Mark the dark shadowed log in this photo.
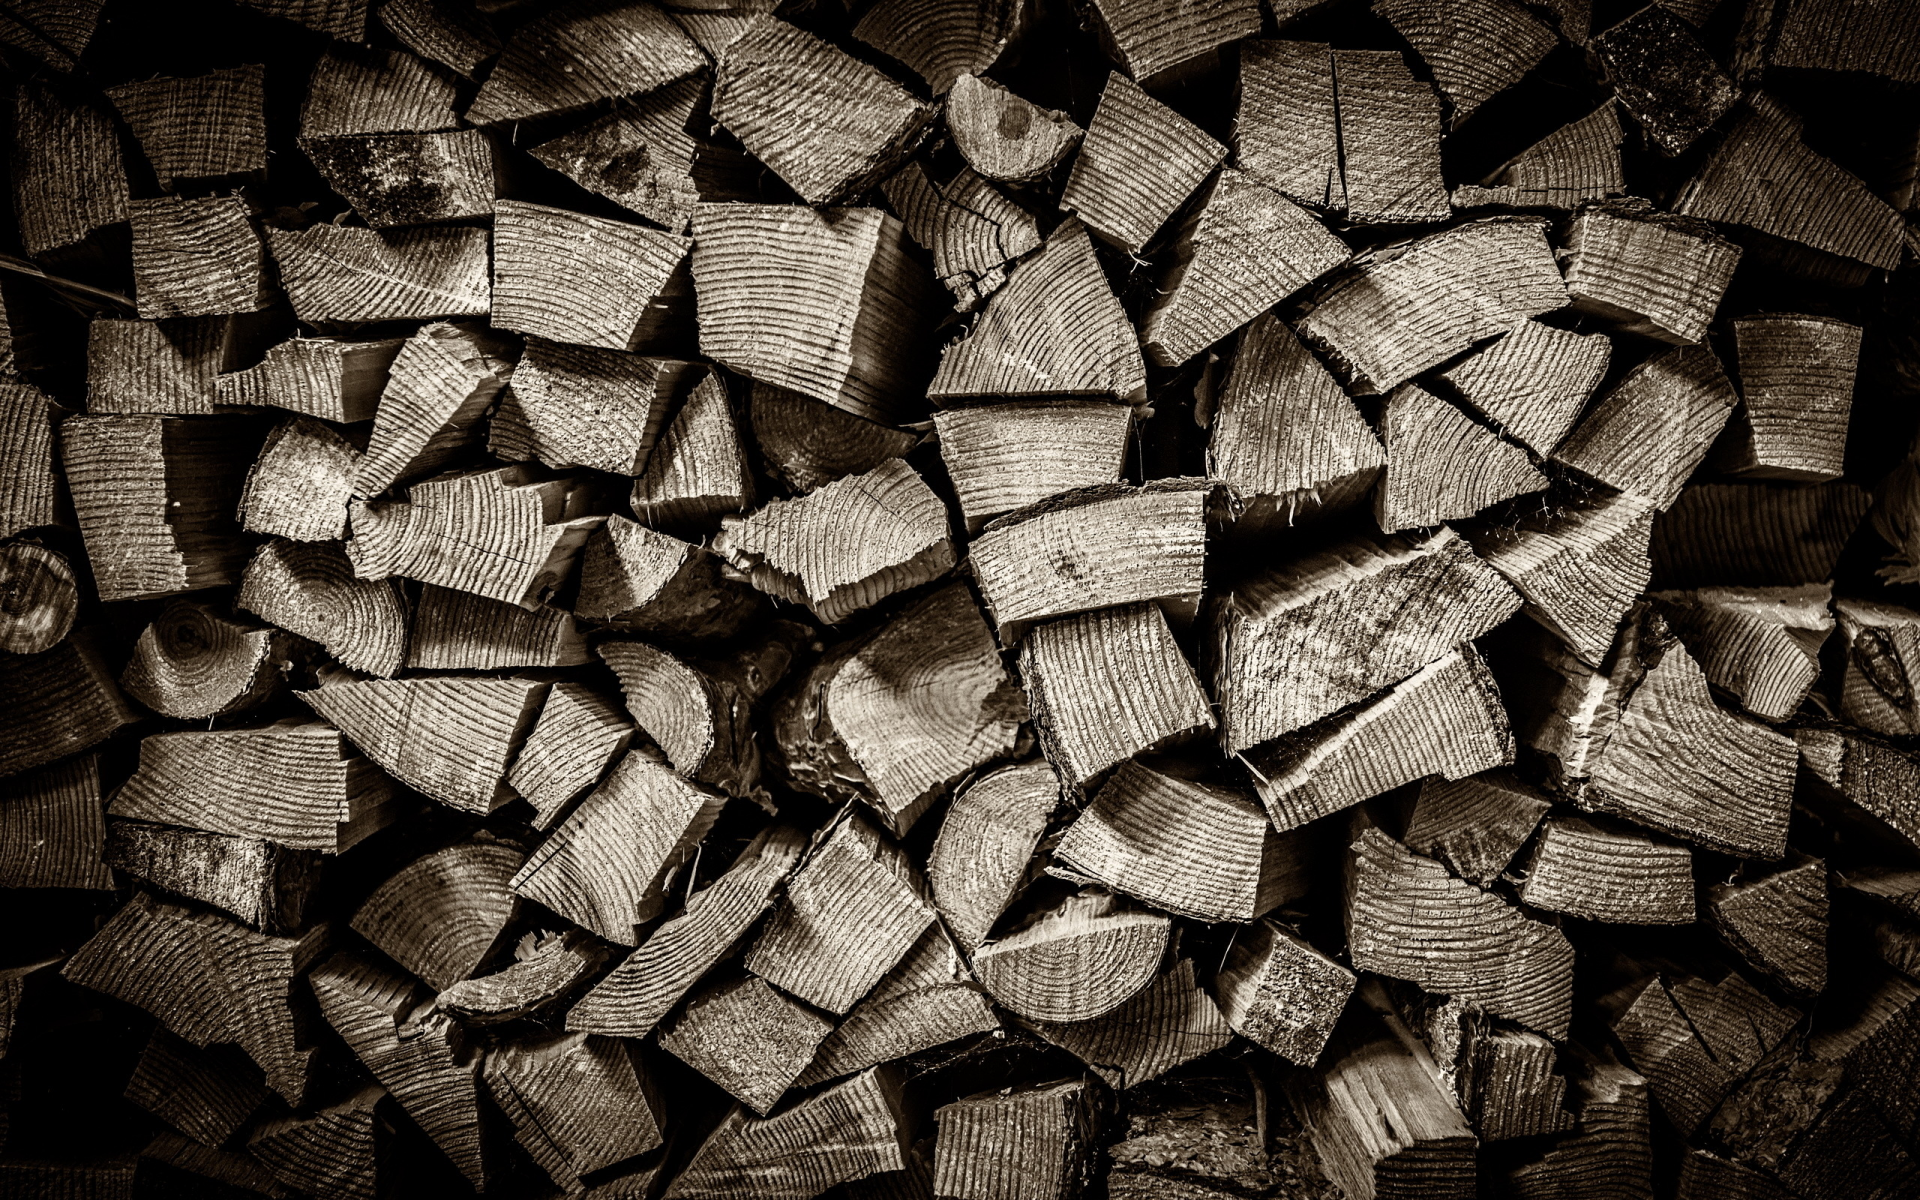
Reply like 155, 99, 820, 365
1560, 200, 1741, 344
215, 336, 402, 423
1589, 5, 1735, 155
352, 839, 523, 990
0, 633, 136, 778
1373, 0, 1558, 126
1454, 103, 1625, 209
0, 752, 111, 889
665, 1066, 911, 1200
106, 65, 267, 190
107, 821, 319, 934
1403, 770, 1551, 887
933, 1079, 1108, 1200
0, 542, 78, 655
124, 1029, 271, 1149
483, 1032, 663, 1192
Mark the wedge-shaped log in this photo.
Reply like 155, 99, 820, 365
215, 336, 402, 423
664, 1066, 910, 1200
0, 543, 75, 655
1374, 0, 1557, 126
12, 81, 128, 257
934, 1079, 1107, 1200
63, 413, 257, 602
1054, 761, 1305, 922
507, 683, 632, 828
1707, 852, 1827, 996
299, 44, 456, 136
524, 75, 733, 235
569, 825, 808, 1037
239, 416, 358, 543
1464, 490, 1656, 666
1296, 217, 1566, 394
747, 814, 936, 1014
493, 200, 690, 352
1214, 919, 1355, 1066
971, 891, 1169, 1024
354, 322, 513, 497
239, 540, 409, 677
122, 601, 288, 720
1453, 103, 1625, 211
1434, 320, 1609, 457
1797, 727, 1920, 853
1658, 479, 1866, 587
946, 73, 1081, 183
1020, 602, 1215, 785
310, 952, 483, 1187
575, 516, 759, 642
1519, 815, 1694, 924
87, 316, 255, 416
110, 723, 396, 852
712, 456, 951, 624
1234, 40, 1341, 210
631, 369, 755, 533
773, 581, 1022, 833
465, 0, 704, 126
0, 382, 58, 535
267, 225, 490, 323
129, 196, 271, 320
927, 761, 1059, 950
1399, 993, 1572, 1143
796, 923, 997, 1086
1375, 384, 1546, 531
1834, 599, 1920, 737
1502, 1050, 1651, 1199
1589, 5, 1735, 155
1608, 976, 1738, 1138
352, 840, 522, 991
1560, 199, 1741, 344
0, 634, 134, 778
928, 218, 1146, 402
1334, 48, 1451, 224
484, 1032, 662, 1193
1085, 0, 1258, 77
63, 892, 328, 1103
1651, 585, 1831, 720
882, 163, 1041, 312
1216, 527, 1520, 752
1554, 343, 1738, 509
302, 130, 494, 228
436, 929, 606, 1025
660, 975, 833, 1115
106, 821, 318, 935
1141, 168, 1348, 367
1403, 770, 1550, 888
1288, 1022, 1478, 1200
1060, 71, 1225, 255
349, 467, 602, 608
106, 65, 266, 189
505, 340, 694, 475
1209, 313, 1383, 529
1713, 314, 1861, 481
1043, 979, 1226, 1102
935, 402, 1131, 531
691, 204, 940, 423
750, 383, 919, 496
599, 640, 761, 798
0, 753, 111, 889
1514, 609, 1797, 857
713, 16, 935, 205
970, 480, 1207, 641
854, 0, 1025, 93
303, 676, 548, 814
1348, 824, 1572, 1037
1247, 647, 1513, 833
125, 1029, 271, 1150
249, 1085, 382, 1200
512, 752, 722, 945
408, 586, 584, 671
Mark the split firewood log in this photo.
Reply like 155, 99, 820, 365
299, 44, 457, 136
0, 753, 111, 889
86, 317, 257, 416
1588, 4, 1736, 155
1797, 727, 1920, 854
1453, 102, 1624, 210
0, 632, 136, 778
1656, 480, 1867, 587
1394, 989, 1573, 1143
238, 540, 409, 677
351, 839, 523, 990
1711, 315, 1862, 481
1060, 71, 1226, 256
1234, 40, 1341, 210
105, 65, 267, 190
631, 369, 756, 533
1706, 852, 1827, 996
1082, 0, 1259, 78
933, 1079, 1108, 1200
407, 586, 585, 671
266, 224, 491, 324
1374, 0, 1558, 127
970, 890, 1170, 1024
935, 401, 1131, 531
1501, 1049, 1652, 1197
927, 760, 1060, 950
128, 196, 272, 321
1432, 320, 1610, 457
0, 383, 58, 537
248, 1085, 383, 1200
482, 1032, 663, 1193
1650, 585, 1832, 720
598, 639, 762, 798
664, 1066, 911, 1200
506, 683, 633, 828
238, 0, 369, 38
121, 600, 289, 719
214, 336, 403, 422
464, 1, 705, 127
749, 384, 919, 496
796, 922, 997, 1087
11, 80, 128, 257
882, 163, 1041, 312
1553, 344, 1739, 510
0, 542, 78, 654
659, 974, 834, 1115
238, 415, 359, 543
1403, 769, 1551, 888
1333, 48, 1450, 224
106, 821, 319, 935
1560, 199, 1742, 344
1213, 919, 1355, 1066
575, 516, 760, 642
492, 200, 692, 353
1517, 814, 1695, 925
944, 73, 1081, 183
1028, 955, 1235, 1087
124, 1029, 271, 1149
352, 321, 514, 497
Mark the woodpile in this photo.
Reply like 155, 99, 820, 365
3, 0, 1920, 1197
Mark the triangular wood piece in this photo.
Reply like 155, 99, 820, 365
507, 683, 634, 829
1433, 320, 1610, 456
484, 1032, 664, 1193
351, 839, 523, 991
238, 540, 410, 677
796, 923, 998, 1087
267, 224, 491, 324
249, 1085, 383, 1200
465, 2, 704, 126
1454, 103, 1625, 210
1373, 0, 1557, 126
945, 73, 1080, 183
1375, 383, 1547, 532
302, 676, 548, 814
1214, 919, 1355, 1066
1554, 343, 1738, 510
926, 761, 1060, 950
664, 1066, 911, 1200
1706, 852, 1828, 995
1651, 584, 1832, 720
659, 975, 833, 1115
1060, 71, 1225, 255
1404, 769, 1551, 887
632, 369, 755, 534
882, 163, 1041, 312
1030, 956, 1235, 1089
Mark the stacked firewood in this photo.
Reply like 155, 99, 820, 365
1, 0, 1919, 1196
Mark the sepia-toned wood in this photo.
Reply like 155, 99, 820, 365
300, 45, 457, 137
499, 339, 692, 475
1464, 490, 1657, 666
1454, 102, 1625, 210
928, 217, 1146, 403
11, 79, 128, 257
1208, 312, 1384, 529
302, 129, 495, 228
466, 0, 705, 126
945, 73, 1081, 183
87, 316, 252, 416
1433, 320, 1610, 456
1053, 760, 1304, 922
575, 516, 759, 642
1403, 770, 1550, 888
506, 684, 632, 828
106, 65, 267, 189
882, 163, 1040, 313
267, 224, 491, 324
437, 929, 606, 1024
1246, 647, 1513, 833
349, 466, 603, 608
797, 921, 997, 1086
249, 1085, 382, 1200
1019, 602, 1216, 786
0, 542, 77, 654
933, 1079, 1107, 1200
750, 384, 919, 496
1334, 48, 1450, 224
1608, 975, 1738, 1138
63, 891, 328, 1103
1503, 1050, 1651, 1198
239, 539, 408, 676
408, 585, 585, 670
1346, 821, 1574, 1037
665, 1066, 911, 1200
1141, 168, 1348, 367
935, 402, 1129, 532
0, 753, 111, 889
972, 891, 1170, 1024
106, 820, 318, 934
1834, 599, 1920, 736
1554, 343, 1739, 510
527, 77, 708, 233
238, 415, 357, 542
1651, 584, 1832, 720
1373, 0, 1557, 126
513, 751, 723, 944
1706, 852, 1827, 995
1289, 1022, 1478, 1200
129, 196, 271, 321
1060, 71, 1225, 255
1375, 384, 1547, 532
969, 480, 1208, 641
660, 974, 833, 1114
691, 203, 940, 423
1589, 4, 1735, 155
216, 336, 403, 423
493, 200, 690, 353
122, 600, 288, 720
1797, 726, 1920, 852
1661, 480, 1866, 587
1083, 0, 1259, 78
713, 456, 951, 624
1519, 815, 1695, 924
0, 383, 59, 536
355, 322, 514, 498
0, 633, 135, 778
926, 761, 1058, 949
110, 721, 396, 851
631, 370, 755, 532
1296, 217, 1567, 395
238, 0, 370, 38
1713, 314, 1862, 481
1214, 919, 1355, 1066
569, 824, 808, 1037
1560, 199, 1742, 344
125, 1028, 271, 1149
1235, 40, 1341, 210
303, 675, 547, 814
1516, 608, 1798, 857
483, 1032, 662, 1192
310, 951, 484, 1186
351, 839, 521, 991
1397, 991, 1571, 1143
598, 639, 759, 797
0, 0, 103, 72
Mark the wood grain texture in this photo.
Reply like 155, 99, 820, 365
882, 163, 1041, 312
303, 675, 547, 814
1554, 343, 1739, 509
493, 200, 691, 352
927, 760, 1059, 949
1375, 383, 1546, 531
1214, 919, 1355, 1066
109, 722, 395, 851
660, 974, 833, 1114
122, 600, 288, 720
129, 196, 271, 321
1018, 602, 1215, 785
106, 65, 266, 189
351, 839, 521, 990
599, 638, 760, 797
1235, 40, 1341, 210
106, 820, 318, 934
1797, 726, 1920, 853
11, 80, 128, 256
664, 1066, 910, 1200
1247, 647, 1513, 832
239, 415, 358, 542
1060, 71, 1225, 255
1519, 814, 1694, 924
528, 77, 707, 232
267, 224, 491, 324
854, 0, 1023, 92
125, 1029, 270, 1149
436, 929, 606, 1025
1502, 1051, 1650, 1198
1560, 199, 1741, 344
749, 383, 919, 495
1651, 584, 1831, 720
506, 683, 633, 828
0, 543, 76, 656
1084, 0, 1259, 78
0, 753, 110, 889
1454, 102, 1624, 210
0, 634, 135, 778
300, 45, 457, 136
1660, 480, 1866, 587
1333, 48, 1450, 224
0, 382, 58, 536
1464, 490, 1655, 666
575, 515, 760, 641
239, 539, 409, 676
465, 0, 705, 126
502, 339, 692, 475
408, 585, 585, 671
1706, 852, 1827, 995
1433, 320, 1610, 456
1290, 1024, 1477, 1200
972, 891, 1169, 1024
215, 336, 402, 423
1834, 598, 1920, 736
935, 401, 1131, 530
631, 369, 755, 534
933, 1078, 1107, 1200
1713, 314, 1861, 481
1374, 0, 1558, 126
1771, 0, 1920, 77
483, 1032, 662, 1192
238, 0, 369, 37
249, 1085, 381, 1200
302, 130, 495, 228
945, 73, 1081, 183
796, 922, 997, 1086
1403, 770, 1550, 887
89, 316, 252, 416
